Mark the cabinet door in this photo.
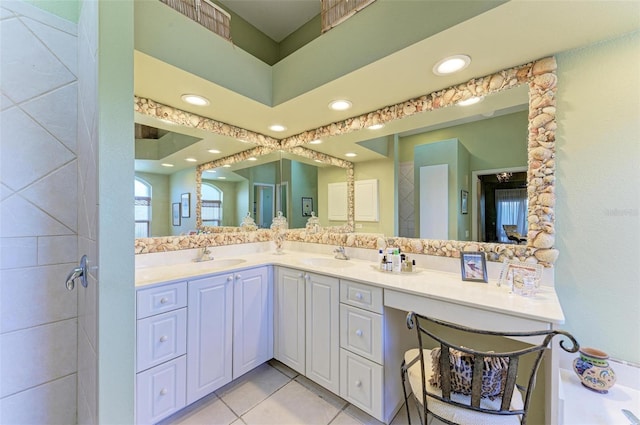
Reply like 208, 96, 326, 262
233, 266, 273, 378
274, 267, 306, 374
187, 274, 233, 404
306, 272, 340, 393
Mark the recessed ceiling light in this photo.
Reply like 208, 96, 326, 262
314, 159, 322, 163
185, 158, 197, 162
329, 100, 352, 111
248, 157, 257, 161
269, 124, 286, 132
368, 124, 385, 130
223, 164, 231, 168
433, 54, 471, 76
161, 163, 174, 167
181, 94, 210, 106
309, 139, 322, 145
457, 96, 484, 106
218, 176, 227, 180
345, 152, 357, 157
208, 149, 221, 154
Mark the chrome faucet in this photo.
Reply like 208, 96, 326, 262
194, 246, 213, 262
333, 246, 349, 260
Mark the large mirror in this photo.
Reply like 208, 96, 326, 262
134, 56, 558, 264
135, 84, 528, 241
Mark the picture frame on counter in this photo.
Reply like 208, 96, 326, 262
498, 260, 543, 287
460, 251, 488, 282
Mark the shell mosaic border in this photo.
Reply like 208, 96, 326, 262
134, 56, 558, 266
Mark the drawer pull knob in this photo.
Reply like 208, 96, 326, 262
227, 276, 233, 282
160, 297, 169, 304
160, 388, 168, 396
355, 380, 362, 387
355, 292, 363, 300
236, 274, 242, 280
355, 329, 363, 337
160, 335, 168, 342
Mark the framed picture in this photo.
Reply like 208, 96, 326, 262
460, 251, 488, 282
181, 193, 190, 218
498, 260, 543, 287
172, 203, 181, 226
302, 197, 313, 217
461, 190, 468, 214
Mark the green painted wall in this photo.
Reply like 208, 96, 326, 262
556, 31, 640, 364
354, 157, 394, 236
290, 161, 318, 229
27, 0, 79, 22
136, 172, 170, 237
170, 167, 197, 235
202, 178, 240, 226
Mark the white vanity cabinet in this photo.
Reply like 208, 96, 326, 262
274, 267, 340, 394
339, 280, 409, 424
186, 266, 272, 404
135, 281, 188, 425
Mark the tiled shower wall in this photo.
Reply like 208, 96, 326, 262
0, 1, 82, 423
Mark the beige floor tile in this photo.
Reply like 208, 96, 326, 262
293, 375, 348, 411
217, 363, 292, 416
341, 405, 383, 425
267, 359, 299, 379
160, 393, 237, 425
329, 410, 366, 425
242, 380, 341, 425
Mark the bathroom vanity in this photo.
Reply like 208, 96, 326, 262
134, 244, 566, 424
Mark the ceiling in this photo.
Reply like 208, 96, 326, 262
218, 0, 319, 42
134, 1, 640, 175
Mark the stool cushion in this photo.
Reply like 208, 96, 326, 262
428, 347, 510, 399
404, 348, 523, 425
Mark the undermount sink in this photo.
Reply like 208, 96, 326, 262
299, 257, 355, 268
192, 258, 247, 269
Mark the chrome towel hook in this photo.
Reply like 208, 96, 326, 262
65, 255, 88, 290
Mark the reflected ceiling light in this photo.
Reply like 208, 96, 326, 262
181, 94, 210, 106
218, 176, 227, 180
248, 157, 257, 161
309, 139, 322, 145
329, 100, 352, 111
161, 163, 174, 167
433, 54, 471, 76
457, 96, 484, 106
208, 149, 221, 154
367, 124, 385, 130
345, 152, 357, 157
223, 164, 231, 168
205, 170, 217, 173
269, 124, 287, 132
314, 159, 322, 163
185, 158, 197, 162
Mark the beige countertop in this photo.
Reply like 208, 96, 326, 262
135, 248, 565, 326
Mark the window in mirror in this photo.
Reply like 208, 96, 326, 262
495, 188, 528, 244
135, 177, 152, 238
202, 183, 222, 226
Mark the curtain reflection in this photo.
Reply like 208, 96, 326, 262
495, 188, 528, 243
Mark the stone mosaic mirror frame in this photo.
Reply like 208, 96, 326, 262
134, 56, 558, 266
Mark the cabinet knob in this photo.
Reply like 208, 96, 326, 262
235, 274, 241, 280
355, 292, 363, 300
355, 329, 363, 337
160, 335, 168, 343
355, 380, 362, 388
160, 297, 169, 304
298, 273, 304, 278
227, 276, 233, 282
160, 388, 168, 396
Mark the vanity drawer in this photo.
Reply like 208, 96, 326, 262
340, 304, 382, 364
340, 349, 382, 419
137, 281, 187, 319
137, 308, 187, 372
340, 280, 382, 313
136, 355, 186, 425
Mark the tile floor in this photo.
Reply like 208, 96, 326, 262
159, 360, 422, 425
